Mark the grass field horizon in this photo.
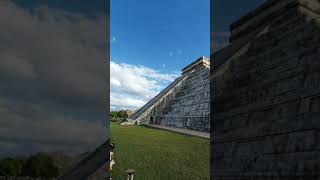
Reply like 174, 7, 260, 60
110, 122, 210, 180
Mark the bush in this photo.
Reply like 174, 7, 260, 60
20, 153, 59, 178
109, 110, 129, 119
0, 158, 25, 176
110, 118, 120, 122
120, 118, 127, 123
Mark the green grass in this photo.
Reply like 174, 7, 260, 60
110, 122, 210, 180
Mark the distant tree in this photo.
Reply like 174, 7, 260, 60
110, 110, 129, 119
21, 153, 59, 178
0, 158, 25, 176
110, 111, 118, 119
118, 110, 128, 118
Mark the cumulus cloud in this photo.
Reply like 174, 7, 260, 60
110, 61, 179, 111
0, 98, 106, 157
0, 1, 107, 157
0, 53, 37, 79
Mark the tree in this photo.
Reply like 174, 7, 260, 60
110, 111, 118, 119
21, 153, 59, 178
118, 110, 128, 118
0, 158, 25, 176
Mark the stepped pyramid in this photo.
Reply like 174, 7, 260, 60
129, 56, 210, 132
211, 0, 320, 179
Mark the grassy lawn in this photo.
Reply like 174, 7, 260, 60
110, 122, 210, 180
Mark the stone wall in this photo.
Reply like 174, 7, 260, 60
129, 75, 189, 124
211, 0, 320, 179
59, 140, 109, 180
130, 57, 210, 132
154, 61, 210, 131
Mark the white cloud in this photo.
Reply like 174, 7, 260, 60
110, 93, 145, 111
168, 49, 183, 57
111, 36, 117, 43
110, 61, 179, 111
0, 98, 107, 157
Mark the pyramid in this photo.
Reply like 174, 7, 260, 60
211, 0, 320, 178
130, 56, 210, 132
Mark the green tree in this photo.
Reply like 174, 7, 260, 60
21, 153, 59, 178
0, 158, 25, 176
110, 111, 118, 118
118, 110, 128, 118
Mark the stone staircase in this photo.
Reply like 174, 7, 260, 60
154, 60, 210, 132
130, 56, 210, 132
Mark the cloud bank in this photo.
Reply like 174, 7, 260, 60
110, 61, 179, 111
0, 1, 107, 157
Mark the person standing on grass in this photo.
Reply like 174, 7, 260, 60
110, 143, 115, 172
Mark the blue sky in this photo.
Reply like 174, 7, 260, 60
212, 0, 265, 50
11, 0, 265, 112
0, 0, 270, 157
110, 0, 210, 111
10, 0, 266, 112
110, 0, 267, 111
213, 0, 265, 32
111, 0, 210, 72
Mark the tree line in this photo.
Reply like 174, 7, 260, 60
0, 153, 59, 178
110, 110, 129, 119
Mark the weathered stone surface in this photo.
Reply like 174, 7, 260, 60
59, 140, 109, 180
211, 0, 320, 179
129, 57, 210, 132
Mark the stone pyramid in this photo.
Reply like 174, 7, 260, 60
211, 0, 320, 179
129, 56, 210, 132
